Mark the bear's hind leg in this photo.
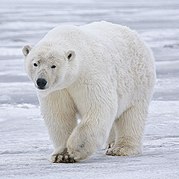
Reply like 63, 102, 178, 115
106, 122, 116, 149
106, 100, 148, 156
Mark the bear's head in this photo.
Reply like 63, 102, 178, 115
22, 43, 79, 95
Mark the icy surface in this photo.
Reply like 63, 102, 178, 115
0, 0, 179, 178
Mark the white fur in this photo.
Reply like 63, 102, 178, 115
23, 21, 156, 162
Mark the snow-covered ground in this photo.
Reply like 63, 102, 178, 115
0, 0, 179, 178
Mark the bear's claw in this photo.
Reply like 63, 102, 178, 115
106, 146, 140, 156
51, 148, 76, 163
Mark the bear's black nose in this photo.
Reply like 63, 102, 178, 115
36, 78, 47, 89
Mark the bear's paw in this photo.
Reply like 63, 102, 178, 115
106, 145, 141, 156
51, 148, 76, 163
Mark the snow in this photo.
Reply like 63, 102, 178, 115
0, 101, 179, 179
0, 0, 179, 178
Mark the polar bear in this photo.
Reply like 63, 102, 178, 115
22, 21, 156, 163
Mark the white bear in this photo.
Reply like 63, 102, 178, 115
22, 21, 156, 163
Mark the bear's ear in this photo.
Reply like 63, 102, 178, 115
65, 50, 75, 61
22, 45, 32, 57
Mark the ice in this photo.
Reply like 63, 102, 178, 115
0, 0, 179, 178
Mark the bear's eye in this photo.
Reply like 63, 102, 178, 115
51, 65, 56, 69
67, 53, 72, 60
33, 63, 38, 67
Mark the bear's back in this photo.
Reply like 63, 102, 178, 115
80, 21, 136, 43
41, 21, 135, 46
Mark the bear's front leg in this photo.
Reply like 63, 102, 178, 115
62, 82, 118, 162
66, 106, 115, 162
39, 90, 77, 163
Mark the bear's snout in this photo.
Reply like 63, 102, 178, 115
36, 78, 47, 89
